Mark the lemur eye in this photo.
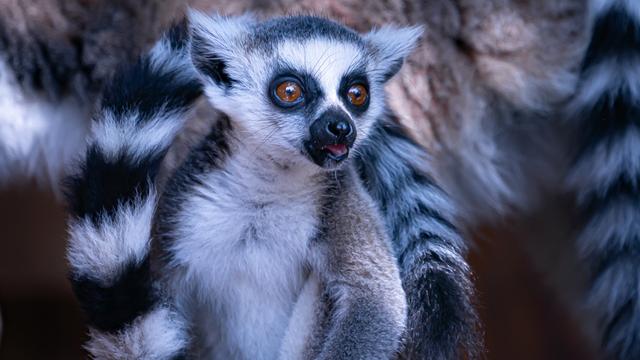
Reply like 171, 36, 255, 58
347, 84, 368, 107
275, 80, 303, 104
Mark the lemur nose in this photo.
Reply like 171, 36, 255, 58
327, 120, 352, 138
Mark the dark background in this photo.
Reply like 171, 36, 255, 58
0, 182, 598, 359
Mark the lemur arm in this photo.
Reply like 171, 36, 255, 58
355, 120, 481, 359
64, 24, 200, 360
309, 169, 407, 360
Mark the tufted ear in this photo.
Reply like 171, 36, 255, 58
188, 10, 254, 88
363, 25, 424, 82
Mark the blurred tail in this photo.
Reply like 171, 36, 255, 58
64, 21, 200, 359
567, 1, 640, 358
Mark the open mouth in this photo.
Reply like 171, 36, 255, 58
323, 143, 349, 161
303, 140, 352, 168
304, 111, 357, 168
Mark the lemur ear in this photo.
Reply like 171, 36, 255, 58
188, 10, 254, 87
363, 25, 424, 82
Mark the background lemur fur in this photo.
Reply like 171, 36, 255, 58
0, 0, 183, 191
65, 13, 424, 359
564, 0, 640, 358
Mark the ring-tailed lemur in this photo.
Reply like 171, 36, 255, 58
566, 0, 640, 358
65, 12, 429, 358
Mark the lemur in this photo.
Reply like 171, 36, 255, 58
65, 12, 430, 359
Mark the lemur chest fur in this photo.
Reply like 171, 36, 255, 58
167, 136, 324, 359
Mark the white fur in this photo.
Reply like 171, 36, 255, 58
67, 193, 156, 284
149, 34, 198, 82
188, 10, 255, 49
85, 306, 187, 360
363, 25, 424, 79
90, 29, 197, 164
168, 137, 322, 360
188, 10, 256, 91
0, 58, 90, 191
188, 11, 418, 166
278, 39, 362, 105
275, 38, 383, 139
568, 128, 640, 198
160, 13, 414, 358
591, 0, 640, 20
92, 111, 186, 163
279, 273, 321, 360
198, 36, 384, 161
570, 61, 640, 113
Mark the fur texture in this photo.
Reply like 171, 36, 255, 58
355, 121, 479, 359
12, 0, 640, 358
3, 1, 483, 357
191, 0, 588, 222
65, 28, 200, 359
565, 0, 640, 358
185, 3, 486, 357
66, 14, 414, 359
0, 0, 184, 190
84, 306, 188, 360
0, 58, 89, 189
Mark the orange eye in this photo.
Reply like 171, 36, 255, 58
347, 84, 368, 106
275, 81, 302, 103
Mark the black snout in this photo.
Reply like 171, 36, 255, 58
309, 108, 356, 146
304, 108, 357, 167
327, 120, 352, 139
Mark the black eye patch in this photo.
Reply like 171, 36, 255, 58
267, 70, 323, 114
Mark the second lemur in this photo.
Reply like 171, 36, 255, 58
66, 12, 423, 359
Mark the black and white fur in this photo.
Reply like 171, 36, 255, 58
65, 13, 431, 359
0, 53, 90, 189
0, 0, 183, 191
566, 0, 640, 358
65, 23, 200, 359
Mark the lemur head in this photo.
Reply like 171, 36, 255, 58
189, 11, 422, 169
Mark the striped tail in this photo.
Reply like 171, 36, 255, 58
355, 119, 480, 359
64, 22, 201, 360
567, 1, 640, 358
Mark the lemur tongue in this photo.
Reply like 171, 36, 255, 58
324, 144, 348, 157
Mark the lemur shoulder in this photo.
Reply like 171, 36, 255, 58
66, 11, 423, 359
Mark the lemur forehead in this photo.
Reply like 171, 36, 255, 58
274, 38, 367, 81
247, 16, 366, 52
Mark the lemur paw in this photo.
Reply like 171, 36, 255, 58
400, 258, 482, 360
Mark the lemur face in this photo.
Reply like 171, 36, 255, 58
189, 12, 422, 169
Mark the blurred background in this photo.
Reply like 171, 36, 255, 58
0, 182, 599, 359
